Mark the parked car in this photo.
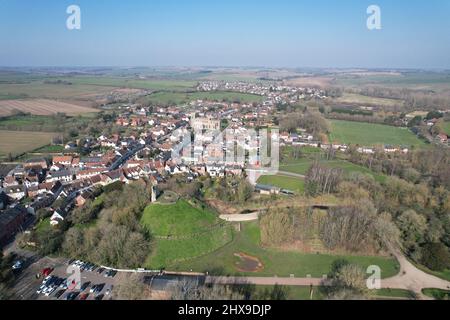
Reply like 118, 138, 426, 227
12, 260, 23, 270
41, 268, 54, 277
95, 294, 104, 300
65, 292, 80, 300
81, 281, 91, 291
79, 293, 89, 300
105, 285, 114, 296
54, 290, 66, 299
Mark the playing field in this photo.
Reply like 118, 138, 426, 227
0, 130, 58, 157
0, 99, 99, 117
141, 200, 233, 269
329, 120, 425, 147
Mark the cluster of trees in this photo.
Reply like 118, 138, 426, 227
21, 181, 153, 269
321, 200, 399, 253
61, 182, 152, 269
323, 259, 370, 300
348, 86, 450, 111
210, 176, 254, 204
305, 162, 343, 196
338, 169, 450, 271
279, 111, 329, 139
0, 252, 16, 300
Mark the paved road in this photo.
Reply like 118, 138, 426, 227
219, 212, 259, 222
381, 247, 450, 299
206, 276, 328, 287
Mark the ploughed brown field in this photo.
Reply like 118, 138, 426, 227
0, 130, 59, 157
0, 99, 99, 117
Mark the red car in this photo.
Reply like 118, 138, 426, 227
41, 268, 54, 277
79, 293, 89, 300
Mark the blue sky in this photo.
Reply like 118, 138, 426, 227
0, 0, 449, 68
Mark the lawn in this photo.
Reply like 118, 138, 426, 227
257, 175, 305, 194
422, 288, 450, 300
0, 130, 59, 158
372, 288, 415, 299
168, 221, 400, 279
141, 200, 219, 237
329, 120, 425, 147
141, 200, 233, 269
248, 285, 325, 300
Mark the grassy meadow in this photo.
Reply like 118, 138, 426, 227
329, 120, 426, 147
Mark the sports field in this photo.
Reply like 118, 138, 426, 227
0, 130, 58, 157
329, 120, 426, 147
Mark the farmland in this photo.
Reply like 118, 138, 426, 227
334, 93, 403, 108
329, 120, 426, 147
0, 82, 114, 101
138, 91, 264, 106
438, 120, 450, 136
0, 99, 99, 117
0, 130, 58, 158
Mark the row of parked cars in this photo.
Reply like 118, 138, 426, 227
68, 260, 118, 278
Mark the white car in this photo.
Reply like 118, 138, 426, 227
45, 287, 57, 297
36, 285, 46, 294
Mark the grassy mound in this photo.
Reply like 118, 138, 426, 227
141, 199, 233, 269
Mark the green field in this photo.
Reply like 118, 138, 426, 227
257, 175, 305, 194
168, 221, 400, 278
280, 158, 386, 183
0, 82, 113, 100
329, 120, 425, 147
139, 91, 264, 106
141, 200, 233, 269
